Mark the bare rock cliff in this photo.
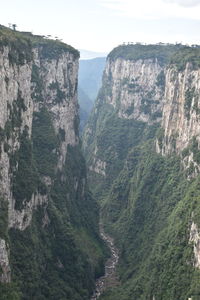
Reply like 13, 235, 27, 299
156, 63, 200, 175
84, 45, 200, 178
0, 30, 80, 284
102, 57, 164, 122
0, 28, 104, 300
0, 45, 79, 229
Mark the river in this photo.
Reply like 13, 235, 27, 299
91, 223, 119, 300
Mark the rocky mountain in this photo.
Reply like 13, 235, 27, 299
0, 25, 106, 299
83, 44, 200, 299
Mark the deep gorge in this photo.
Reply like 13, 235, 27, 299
0, 25, 200, 300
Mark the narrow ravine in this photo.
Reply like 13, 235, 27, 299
91, 223, 120, 300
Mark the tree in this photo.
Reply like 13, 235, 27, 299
12, 24, 17, 31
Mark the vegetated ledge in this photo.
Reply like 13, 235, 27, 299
108, 43, 200, 68
170, 46, 200, 71
0, 24, 80, 63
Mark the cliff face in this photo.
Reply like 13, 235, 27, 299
0, 44, 79, 232
83, 46, 167, 185
156, 63, 200, 176
84, 45, 200, 179
83, 44, 200, 300
103, 57, 163, 122
0, 27, 104, 299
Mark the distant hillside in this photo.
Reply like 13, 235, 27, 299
78, 56, 106, 130
78, 87, 93, 131
79, 49, 107, 60
79, 57, 106, 101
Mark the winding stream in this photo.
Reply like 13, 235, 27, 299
91, 223, 119, 299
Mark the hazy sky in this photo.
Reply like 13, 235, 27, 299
0, 0, 200, 53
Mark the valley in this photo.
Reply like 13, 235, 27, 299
91, 222, 119, 299
0, 24, 200, 300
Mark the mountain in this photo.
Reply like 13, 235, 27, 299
0, 25, 106, 299
83, 43, 200, 299
79, 57, 107, 102
78, 57, 106, 130
79, 49, 108, 60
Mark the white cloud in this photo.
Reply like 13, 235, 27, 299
163, 0, 200, 7
99, 0, 200, 19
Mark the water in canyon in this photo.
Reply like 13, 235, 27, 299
91, 223, 119, 299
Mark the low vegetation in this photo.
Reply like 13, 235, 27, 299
0, 25, 79, 65
108, 43, 184, 65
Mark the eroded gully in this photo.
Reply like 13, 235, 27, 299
91, 223, 120, 299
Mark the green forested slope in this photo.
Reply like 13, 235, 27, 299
100, 143, 200, 300
83, 44, 200, 300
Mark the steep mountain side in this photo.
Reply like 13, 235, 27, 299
157, 57, 200, 176
83, 44, 179, 197
83, 44, 200, 299
0, 26, 105, 300
101, 57, 163, 122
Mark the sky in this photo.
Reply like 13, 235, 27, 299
0, 0, 200, 53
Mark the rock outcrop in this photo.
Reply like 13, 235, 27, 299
0, 44, 79, 230
0, 239, 10, 283
103, 57, 163, 122
190, 221, 200, 268
84, 44, 200, 178
0, 26, 104, 299
0, 36, 79, 281
157, 63, 200, 151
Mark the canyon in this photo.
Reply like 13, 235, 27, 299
0, 25, 200, 300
